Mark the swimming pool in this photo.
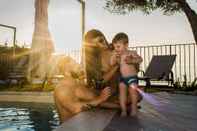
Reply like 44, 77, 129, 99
0, 102, 59, 131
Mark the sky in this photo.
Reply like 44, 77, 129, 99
0, 0, 197, 53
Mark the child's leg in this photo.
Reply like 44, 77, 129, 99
119, 82, 127, 116
128, 84, 139, 116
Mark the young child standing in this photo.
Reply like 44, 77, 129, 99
110, 33, 143, 117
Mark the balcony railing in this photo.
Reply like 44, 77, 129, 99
63, 43, 197, 83
129, 43, 197, 83
1, 43, 196, 83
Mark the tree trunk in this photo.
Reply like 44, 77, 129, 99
28, 0, 54, 81
178, 0, 197, 44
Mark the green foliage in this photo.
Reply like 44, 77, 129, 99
0, 44, 29, 54
0, 45, 29, 80
104, 0, 183, 15
174, 76, 197, 91
42, 84, 55, 91
155, 0, 182, 15
105, 0, 154, 14
0, 83, 54, 92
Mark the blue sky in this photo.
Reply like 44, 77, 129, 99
0, 0, 196, 53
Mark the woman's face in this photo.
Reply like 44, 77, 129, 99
89, 36, 109, 49
84, 29, 109, 50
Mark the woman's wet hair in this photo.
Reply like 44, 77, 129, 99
84, 29, 106, 87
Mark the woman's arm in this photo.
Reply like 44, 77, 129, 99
102, 65, 119, 82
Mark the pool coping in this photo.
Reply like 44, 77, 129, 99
0, 91, 54, 103
54, 109, 116, 131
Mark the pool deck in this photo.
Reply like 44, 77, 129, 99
55, 92, 197, 131
0, 91, 54, 103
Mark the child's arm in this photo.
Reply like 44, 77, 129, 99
126, 51, 143, 64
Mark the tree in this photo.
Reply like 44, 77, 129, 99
105, 0, 197, 44
28, 0, 54, 81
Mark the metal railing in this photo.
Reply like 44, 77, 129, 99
129, 43, 197, 83
64, 49, 82, 64
1, 43, 196, 82
64, 43, 197, 83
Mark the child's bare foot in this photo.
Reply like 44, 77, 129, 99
130, 109, 138, 117
130, 104, 138, 117
120, 111, 127, 117
130, 112, 137, 117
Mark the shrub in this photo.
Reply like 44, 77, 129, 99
174, 76, 197, 91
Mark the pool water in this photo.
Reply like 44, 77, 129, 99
0, 102, 59, 131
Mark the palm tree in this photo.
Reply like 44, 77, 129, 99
28, 0, 54, 81
105, 0, 197, 44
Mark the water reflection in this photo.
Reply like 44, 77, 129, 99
0, 102, 59, 131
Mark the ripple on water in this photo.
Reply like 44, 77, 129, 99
0, 102, 60, 131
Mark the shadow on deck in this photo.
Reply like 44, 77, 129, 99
55, 92, 197, 131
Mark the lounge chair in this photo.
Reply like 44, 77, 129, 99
138, 55, 176, 90
7, 56, 28, 88
7, 67, 27, 87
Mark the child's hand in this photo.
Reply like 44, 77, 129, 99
125, 51, 143, 64
125, 55, 134, 64
111, 51, 120, 66
115, 52, 121, 62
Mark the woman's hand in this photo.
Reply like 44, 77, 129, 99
99, 87, 111, 101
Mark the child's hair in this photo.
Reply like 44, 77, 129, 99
112, 32, 129, 45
